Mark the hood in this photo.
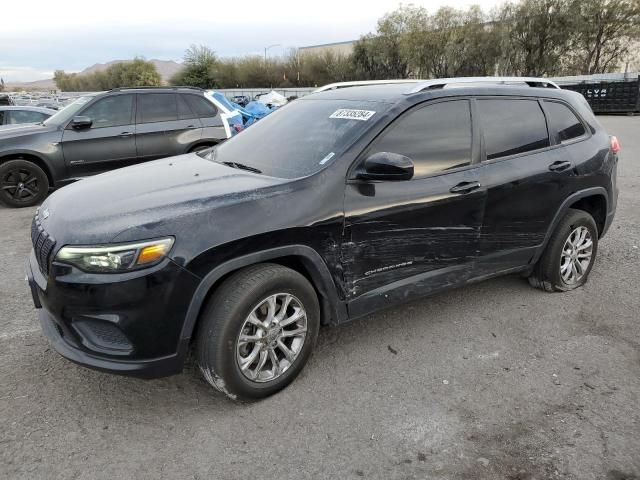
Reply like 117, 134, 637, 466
0, 122, 57, 138
41, 153, 289, 245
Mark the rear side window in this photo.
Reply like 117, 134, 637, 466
177, 94, 197, 120
544, 101, 586, 142
478, 99, 550, 160
184, 94, 218, 117
138, 93, 178, 123
368, 99, 472, 178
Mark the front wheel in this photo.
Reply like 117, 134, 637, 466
196, 263, 320, 400
0, 159, 49, 208
189, 144, 214, 153
528, 208, 598, 292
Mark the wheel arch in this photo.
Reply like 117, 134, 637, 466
0, 152, 54, 187
187, 140, 219, 154
568, 194, 607, 237
532, 187, 608, 265
180, 245, 347, 344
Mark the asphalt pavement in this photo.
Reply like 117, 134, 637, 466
1, 115, 639, 480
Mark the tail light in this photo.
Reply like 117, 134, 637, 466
610, 135, 620, 154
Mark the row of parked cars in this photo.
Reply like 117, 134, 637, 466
0, 87, 245, 207
18, 77, 619, 401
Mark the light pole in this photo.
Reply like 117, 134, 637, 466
264, 44, 281, 62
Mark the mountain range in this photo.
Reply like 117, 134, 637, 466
6, 59, 183, 90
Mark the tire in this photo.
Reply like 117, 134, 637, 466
0, 159, 49, 208
196, 263, 320, 400
528, 208, 598, 292
189, 144, 213, 153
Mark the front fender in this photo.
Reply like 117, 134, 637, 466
179, 245, 347, 343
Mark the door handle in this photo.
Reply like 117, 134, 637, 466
548, 160, 572, 172
450, 181, 481, 194
119, 131, 133, 138
186, 125, 197, 129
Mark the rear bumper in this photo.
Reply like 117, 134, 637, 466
602, 181, 618, 238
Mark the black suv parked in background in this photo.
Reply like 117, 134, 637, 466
0, 87, 233, 207
27, 77, 619, 400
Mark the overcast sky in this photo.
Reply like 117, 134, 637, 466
1, 0, 502, 82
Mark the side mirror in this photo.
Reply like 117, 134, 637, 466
71, 116, 92, 130
357, 152, 414, 181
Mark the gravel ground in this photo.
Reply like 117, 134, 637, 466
1, 116, 638, 480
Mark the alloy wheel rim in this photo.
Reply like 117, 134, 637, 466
560, 226, 593, 285
1, 167, 40, 203
236, 293, 307, 383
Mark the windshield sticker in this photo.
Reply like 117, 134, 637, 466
319, 152, 335, 165
329, 109, 376, 121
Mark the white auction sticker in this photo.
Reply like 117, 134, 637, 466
329, 109, 376, 121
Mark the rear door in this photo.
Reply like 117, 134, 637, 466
61, 94, 137, 177
183, 94, 227, 141
342, 98, 486, 317
475, 97, 575, 275
135, 93, 202, 160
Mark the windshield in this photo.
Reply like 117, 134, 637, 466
43, 95, 96, 126
201, 99, 389, 178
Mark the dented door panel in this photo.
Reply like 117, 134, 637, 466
342, 167, 486, 315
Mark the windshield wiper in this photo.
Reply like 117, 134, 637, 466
222, 161, 262, 174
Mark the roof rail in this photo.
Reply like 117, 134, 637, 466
314, 79, 423, 93
109, 86, 204, 92
406, 76, 560, 94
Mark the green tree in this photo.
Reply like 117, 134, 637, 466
170, 45, 219, 88
106, 58, 162, 87
353, 5, 415, 79
355, 5, 502, 80
53, 59, 161, 91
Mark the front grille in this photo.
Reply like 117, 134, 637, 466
31, 209, 56, 276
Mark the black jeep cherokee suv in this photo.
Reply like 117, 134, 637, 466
26, 77, 619, 400
1, 87, 237, 208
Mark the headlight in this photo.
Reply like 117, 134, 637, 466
55, 237, 174, 273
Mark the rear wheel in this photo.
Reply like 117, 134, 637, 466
528, 208, 598, 292
196, 263, 320, 400
0, 159, 49, 208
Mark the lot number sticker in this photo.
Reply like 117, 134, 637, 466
330, 109, 376, 121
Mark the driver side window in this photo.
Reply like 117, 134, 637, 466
368, 99, 472, 179
80, 95, 134, 129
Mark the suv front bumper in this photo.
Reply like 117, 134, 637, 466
38, 308, 187, 378
26, 249, 200, 379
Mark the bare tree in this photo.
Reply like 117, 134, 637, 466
568, 0, 640, 74
497, 0, 574, 76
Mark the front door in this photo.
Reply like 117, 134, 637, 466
61, 94, 137, 177
342, 99, 486, 318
